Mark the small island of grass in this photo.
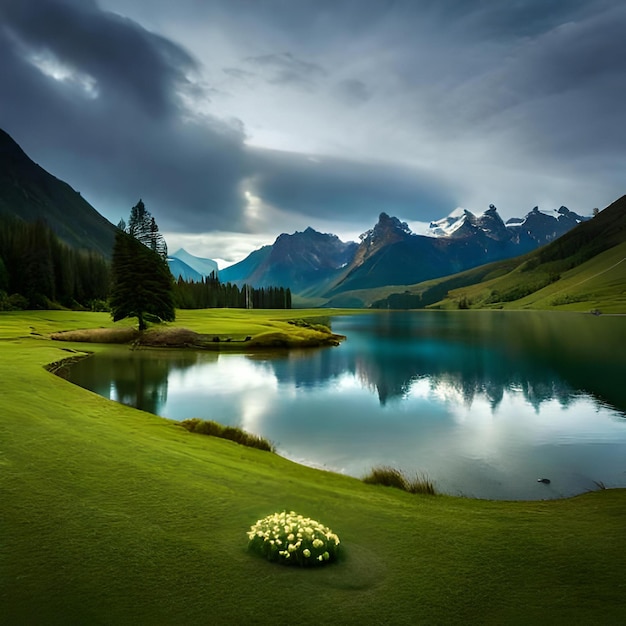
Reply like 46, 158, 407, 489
46, 309, 346, 350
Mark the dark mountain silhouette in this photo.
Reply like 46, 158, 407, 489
0, 128, 117, 257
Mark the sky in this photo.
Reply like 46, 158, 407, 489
1, 0, 625, 266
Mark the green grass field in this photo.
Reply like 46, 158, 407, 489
435, 241, 626, 312
2, 310, 626, 624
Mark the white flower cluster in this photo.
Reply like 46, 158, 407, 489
247, 510, 340, 566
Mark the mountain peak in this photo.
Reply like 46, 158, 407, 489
170, 248, 218, 277
429, 207, 476, 237
360, 213, 412, 242
428, 205, 509, 241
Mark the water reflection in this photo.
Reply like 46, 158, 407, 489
65, 312, 626, 499
69, 350, 207, 415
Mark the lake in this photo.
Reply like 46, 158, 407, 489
65, 311, 626, 500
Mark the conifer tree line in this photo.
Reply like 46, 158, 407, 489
0, 215, 109, 310
174, 275, 291, 309
0, 199, 291, 314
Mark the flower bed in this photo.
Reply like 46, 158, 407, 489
247, 511, 340, 566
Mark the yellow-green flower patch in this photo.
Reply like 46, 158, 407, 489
247, 511, 340, 566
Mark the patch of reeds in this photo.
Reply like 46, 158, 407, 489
180, 418, 275, 453
50, 327, 140, 344
362, 466, 436, 495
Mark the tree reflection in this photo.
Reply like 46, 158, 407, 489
69, 348, 202, 416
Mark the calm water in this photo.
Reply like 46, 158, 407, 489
66, 311, 626, 500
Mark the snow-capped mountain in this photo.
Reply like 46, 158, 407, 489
429, 204, 589, 247
506, 206, 589, 245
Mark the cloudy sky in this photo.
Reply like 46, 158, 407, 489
1, 0, 625, 265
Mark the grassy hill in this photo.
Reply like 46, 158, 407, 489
2, 310, 626, 624
369, 195, 626, 313
0, 128, 117, 257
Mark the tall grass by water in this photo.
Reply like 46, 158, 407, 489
363, 466, 437, 495
180, 417, 275, 452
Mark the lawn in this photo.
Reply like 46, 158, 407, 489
2, 310, 626, 625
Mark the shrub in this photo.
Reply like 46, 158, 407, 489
405, 473, 437, 496
6, 293, 29, 310
550, 293, 588, 306
363, 466, 436, 495
247, 511, 340, 567
180, 418, 275, 452
89, 299, 110, 312
363, 466, 407, 490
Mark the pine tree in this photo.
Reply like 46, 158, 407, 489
126, 199, 167, 260
110, 203, 175, 330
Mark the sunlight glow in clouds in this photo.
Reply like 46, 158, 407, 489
27, 51, 99, 99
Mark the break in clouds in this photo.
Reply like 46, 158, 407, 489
1, 0, 625, 260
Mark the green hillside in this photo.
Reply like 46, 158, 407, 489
370, 194, 626, 313
0, 128, 116, 257
2, 310, 626, 624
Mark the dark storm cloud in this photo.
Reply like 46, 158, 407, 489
512, 5, 626, 160
1, 0, 197, 117
0, 0, 249, 231
250, 149, 456, 225
0, 0, 457, 238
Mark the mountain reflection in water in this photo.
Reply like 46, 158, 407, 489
66, 312, 626, 500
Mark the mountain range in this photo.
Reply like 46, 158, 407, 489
221, 205, 589, 305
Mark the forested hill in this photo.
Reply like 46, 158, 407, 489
0, 128, 116, 257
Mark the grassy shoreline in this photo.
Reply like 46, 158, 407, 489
2, 310, 626, 624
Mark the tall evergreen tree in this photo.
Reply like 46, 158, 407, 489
110, 230, 175, 330
110, 201, 175, 329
